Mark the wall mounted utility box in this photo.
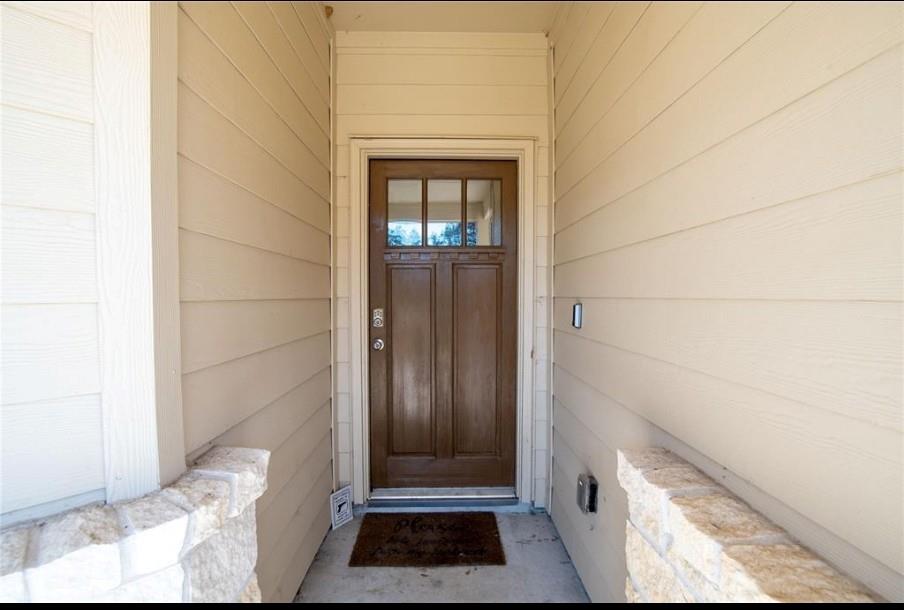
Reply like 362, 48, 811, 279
577, 473, 598, 513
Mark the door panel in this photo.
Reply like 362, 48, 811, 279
454, 264, 499, 456
388, 266, 434, 455
369, 159, 517, 489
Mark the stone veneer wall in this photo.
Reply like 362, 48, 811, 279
0, 447, 269, 602
617, 448, 879, 603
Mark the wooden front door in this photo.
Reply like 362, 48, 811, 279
368, 159, 518, 489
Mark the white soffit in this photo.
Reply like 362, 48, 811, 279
326, 1, 561, 33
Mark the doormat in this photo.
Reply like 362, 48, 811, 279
348, 512, 506, 567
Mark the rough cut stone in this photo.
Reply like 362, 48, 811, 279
26, 505, 123, 602
617, 449, 720, 551
720, 544, 878, 603
189, 505, 258, 603
118, 493, 189, 578
193, 447, 270, 517
625, 577, 643, 603
668, 493, 786, 582
666, 546, 722, 603
90, 563, 186, 603
0, 526, 30, 602
0, 446, 269, 603
239, 572, 263, 603
625, 521, 694, 603
617, 448, 878, 604
161, 473, 231, 549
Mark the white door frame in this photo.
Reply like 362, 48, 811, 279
345, 137, 542, 505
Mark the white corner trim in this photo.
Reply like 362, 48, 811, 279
344, 137, 542, 505
93, 1, 185, 502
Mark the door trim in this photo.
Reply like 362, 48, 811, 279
344, 137, 548, 506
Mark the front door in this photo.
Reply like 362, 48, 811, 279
368, 159, 518, 489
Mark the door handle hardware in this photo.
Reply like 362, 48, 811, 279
372, 338, 385, 351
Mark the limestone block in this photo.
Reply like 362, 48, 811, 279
625, 522, 694, 603
161, 473, 231, 549
189, 505, 258, 603
90, 563, 186, 603
26, 505, 123, 602
667, 494, 786, 582
625, 577, 643, 603
720, 544, 877, 603
666, 546, 722, 603
238, 572, 262, 603
192, 447, 270, 517
617, 449, 719, 551
118, 492, 189, 578
0, 526, 30, 602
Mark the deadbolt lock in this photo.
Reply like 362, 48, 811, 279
372, 308, 384, 328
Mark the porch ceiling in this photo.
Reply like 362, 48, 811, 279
326, 1, 560, 33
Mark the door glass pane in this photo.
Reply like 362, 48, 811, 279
466, 179, 502, 246
427, 179, 462, 246
387, 179, 423, 246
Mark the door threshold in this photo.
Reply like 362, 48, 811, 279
368, 486, 517, 508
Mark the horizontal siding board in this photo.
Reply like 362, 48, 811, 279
258, 420, 332, 516
550, 1, 591, 72
554, 330, 904, 573
207, 369, 330, 458
336, 84, 547, 116
1, 304, 99, 405
550, 466, 617, 603
554, 2, 647, 132
555, 62, 904, 261
555, 2, 904, 226
181, 299, 329, 373
557, 1, 787, 175
178, 11, 329, 198
1, 205, 97, 304
269, 1, 330, 102
179, 230, 329, 302
1, 105, 94, 213
266, 496, 330, 602
291, 1, 330, 68
232, 1, 328, 130
257, 432, 332, 557
178, 156, 329, 265
0, 394, 105, 513
0, 5, 93, 120
178, 83, 329, 232
337, 114, 548, 143
2, 1, 92, 31
554, 299, 902, 432
553, 2, 615, 106
179, 1, 329, 162
554, 174, 903, 301
182, 332, 330, 451
336, 53, 547, 86
335, 30, 547, 50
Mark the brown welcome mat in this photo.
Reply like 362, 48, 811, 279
348, 512, 506, 567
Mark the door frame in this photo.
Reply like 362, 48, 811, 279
344, 137, 546, 505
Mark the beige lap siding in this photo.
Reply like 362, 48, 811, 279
547, 0, 903, 602
177, 2, 333, 602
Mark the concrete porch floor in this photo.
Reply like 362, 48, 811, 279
294, 511, 590, 603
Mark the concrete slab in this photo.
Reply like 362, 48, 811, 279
294, 512, 589, 603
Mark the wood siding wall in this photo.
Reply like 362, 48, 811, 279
177, 2, 332, 602
1, 1, 106, 518
547, 1, 903, 602
333, 31, 553, 504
